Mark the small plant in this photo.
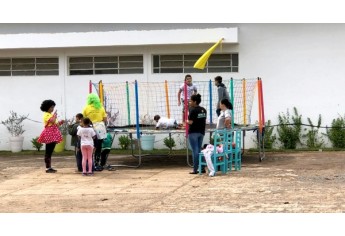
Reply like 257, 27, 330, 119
163, 136, 176, 154
302, 115, 324, 149
31, 137, 43, 151
253, 120, 276, 149
277, 107, 302, 149
1, 111, 29, 136
58, 118, 72, 136
118, 135, 131, 150
325, 115, 345, 148
263, 120, 276, 149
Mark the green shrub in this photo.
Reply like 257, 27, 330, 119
277, 107, 302, 149
163, 136, 176, 154
118, 135, 131, 150
325, 115, 345, 148
302, 115, 324, 148
252, 120, 276, 149
31, 137, 43, 151
263, 120, 276, 149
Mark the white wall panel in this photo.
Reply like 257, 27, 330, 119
1, 24, 345, 150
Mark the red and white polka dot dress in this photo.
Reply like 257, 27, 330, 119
37, 124, 63, 144
38, 113, 63, 144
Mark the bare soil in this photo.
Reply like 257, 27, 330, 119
0, 151, 345, 213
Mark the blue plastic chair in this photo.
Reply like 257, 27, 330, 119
198, 129, 227, 175
224, 129, 233, 172
232, 129, 242, 170
225, 128, 242, 171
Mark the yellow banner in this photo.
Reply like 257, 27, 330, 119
193, 38, 223, 70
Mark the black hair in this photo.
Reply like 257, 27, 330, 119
185, 74, 192, 81
214, 76, 222, 83
220, 98, 233, 110
154, 115, 160, 122
76, 113, 83, 119
40, 99, 56, 112
190, 94, 202, 105
82, 117, 92, 126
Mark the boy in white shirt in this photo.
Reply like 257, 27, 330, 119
154, 115, 180, 130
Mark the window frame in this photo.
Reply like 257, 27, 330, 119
152, 53, 239, 73
68, 55, 144, 75
0, 57, 59, 76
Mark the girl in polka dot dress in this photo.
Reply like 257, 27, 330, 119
38, 100, 65, 173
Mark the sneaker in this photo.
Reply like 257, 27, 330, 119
209, 171, 215, 177
46, 168, 57, 173
95, 166, 103, 171
82, 173, 87, 176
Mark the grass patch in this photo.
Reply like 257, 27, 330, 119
109, 148, 188, 155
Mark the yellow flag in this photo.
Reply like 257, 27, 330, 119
194, 38, 223, 70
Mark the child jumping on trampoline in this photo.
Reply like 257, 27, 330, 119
177, 74, 198, 125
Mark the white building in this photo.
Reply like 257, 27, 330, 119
0, 23, 344, 151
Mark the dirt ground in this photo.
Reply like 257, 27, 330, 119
0, 150, 345, 213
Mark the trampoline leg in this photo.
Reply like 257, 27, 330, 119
257, 130, 265, 162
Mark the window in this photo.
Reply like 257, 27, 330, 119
0, 57, 59, 76
69, 55, 144, 75
153, 53, 238, 73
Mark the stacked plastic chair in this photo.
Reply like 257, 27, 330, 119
198, 129, 227, 175
224, 129, 233, 172
224, 128, 242, 172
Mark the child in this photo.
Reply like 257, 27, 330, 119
37, 99, 65, 173
154, 115, 181, 130
201, 143, 224, 177
100, 132, 113, 170
68, 113, 83, 172
177, 74, 197, 125
214, 75, 230, 117
216, 98, 233, 129
77, 117, 96, 176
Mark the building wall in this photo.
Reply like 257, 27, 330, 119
1, 23, 344, 150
